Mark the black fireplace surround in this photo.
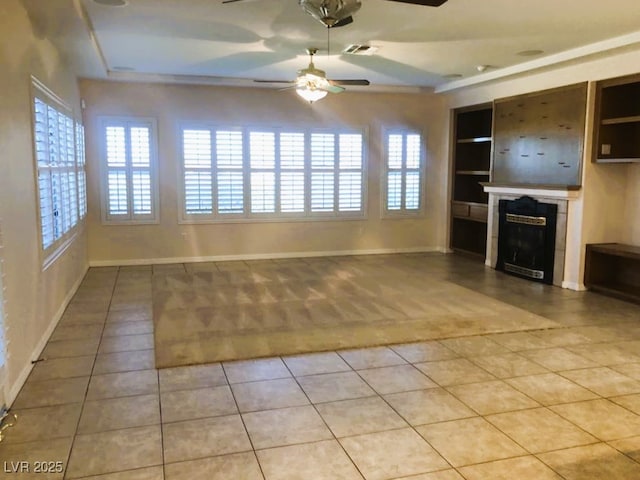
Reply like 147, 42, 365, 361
497, 196, 558, 285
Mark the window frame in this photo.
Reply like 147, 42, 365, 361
381, 129, 426, 218
177, 123, 368, 224
30, 77, 86, 268
99, 116, 160, 225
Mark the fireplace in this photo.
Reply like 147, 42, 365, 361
496, 196, 558, 284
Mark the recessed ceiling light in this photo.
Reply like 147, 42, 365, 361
517, 49, 544, 57
111, 66, 135, 72
443, 73, 463, 79
93, 0, 128, 6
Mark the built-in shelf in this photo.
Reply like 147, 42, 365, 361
593, 74, 640, 163
452, 214, 487, 224
457, 137, 492, 144
585, 243, 640, 305
601, 115, 640, 125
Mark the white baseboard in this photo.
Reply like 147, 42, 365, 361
88, 247, 443, 267
562, 280, 587, 291
6, 263, 89, 407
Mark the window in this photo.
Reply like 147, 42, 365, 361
384, 131, 424, 215
31, 78, 86, 261
100, 117, 158, 223
180, 126, 365, 222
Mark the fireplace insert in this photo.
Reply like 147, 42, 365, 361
496, 196, 557, 284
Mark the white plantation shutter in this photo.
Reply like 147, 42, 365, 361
32, 81, 84, 257
183, 129, 213, 214
179, 126, 364, 221
102, 118, 157, 222
76, 123, 87, 218
385, 131, 424, 214
216, 130, 245, 214
279, 132, 305, 213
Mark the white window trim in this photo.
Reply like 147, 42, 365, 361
177, 123, 368, 224
381, 128, 426, 218
99, 116, 160, 225
30, 77, 85, 269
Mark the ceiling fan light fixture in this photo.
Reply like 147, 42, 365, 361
298, 0, 362, 27
296, 87, 328, 103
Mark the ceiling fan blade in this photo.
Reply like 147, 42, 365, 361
222, 0, 250, 3
331, 16, 354, 28
323, 84, 346, 94
385, 0, 448, 6
331, 79, 370, 86
254, 79, 294, 84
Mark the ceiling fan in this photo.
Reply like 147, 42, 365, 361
255, 48, 370, 102
222, 0, 449, 28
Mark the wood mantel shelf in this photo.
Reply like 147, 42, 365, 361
481, 183, 582, 200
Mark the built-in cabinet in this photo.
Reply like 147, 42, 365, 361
450, 105, 492, 257
593, 74, 640, 163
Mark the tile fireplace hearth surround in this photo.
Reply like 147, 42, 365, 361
483, 185, 581, 288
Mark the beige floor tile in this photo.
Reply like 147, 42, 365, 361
153, 263, 187, 275
417, 417, 525, 467
340, 428, 448, 480
520, 347, 598, 371
3, 404, 82, 445
506, 373, 599, 405
283, 352, 352, 376
414, 359, 495, 386
384, 388, 475, 426
530, 328, 593, 347
551, 399, 640, 440
231, 378, 309, 412
611, 362, 640, 381
223, 358, 291, 384
107, 308, 152, 323
66, 426, 162, 478
102, 321, 154, 337
560, 367, 640, 397
392, 470, 464, 480
28, 355, 95, 382
487, 332, 554, 351
0, 437, 72, 479
41, 337, 101, 359
338, 347, 407, 370
58, 311, 107, 326
243, 405, 333, 449
86, 370, 158, 400
98, 334, 155, 354
161, 385, 237, 423
158, 363, 227, 392
12, 377, 90, 409
439, 336, 510, 356
458, 456, 562, 480
447, 380, 539, 415
162, 414, 252, 464
469, 353, 548, 379
357, 365, 437, 394
297, 371, 375, 404
566, 343, 640, 366
71, 466, 164, 479
256, 439, 362, 480
78, 394, 160, 434
93, 350, 156, 374
611, 393, 640, 415
609, 435, 640, 463
164, 452, 263, 480
50, 324, 104, 342
487, 407, 597, 453
390, 341, 459, 363
316, 396, 407, 437
538, 443, 640, 480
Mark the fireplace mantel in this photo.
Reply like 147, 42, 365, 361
481, 183, 581, 200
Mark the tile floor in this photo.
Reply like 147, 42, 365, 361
2, 253, 640, 479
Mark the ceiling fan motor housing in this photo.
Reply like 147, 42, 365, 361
298, 0, 362, 27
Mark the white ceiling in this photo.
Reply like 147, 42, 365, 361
23, 0, 640, 92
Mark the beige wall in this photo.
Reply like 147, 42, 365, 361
0, 0, 88, 405
80, 80, 449, 264
441, 47, 640, 288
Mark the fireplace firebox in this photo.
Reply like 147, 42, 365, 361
497, 196, 558, 284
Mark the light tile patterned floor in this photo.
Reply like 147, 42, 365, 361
2, 253, 640, 479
